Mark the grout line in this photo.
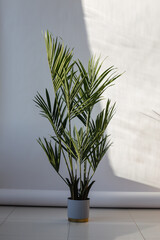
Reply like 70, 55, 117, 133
67, 220, 71, 240
0, 206, 16, 226
128, 210, 145, 240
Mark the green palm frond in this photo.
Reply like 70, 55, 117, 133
43, 30, 73, 92
34, 90, 53, 126
34, 89, 68, 136
90, 99, 116, 135
77, 58, 121, 110
89, 135, 111, 171
37, 137, 61, 173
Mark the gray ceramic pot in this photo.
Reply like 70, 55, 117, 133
67, 198, 90, 222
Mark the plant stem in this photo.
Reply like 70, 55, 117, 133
57, 172, 68, 185
68, 111, 74, 180
88, 167, 96, 182
61, 147, 72, 180
84, 111, 91, 181
87, 165, 92, 180
79, 156, 82, 194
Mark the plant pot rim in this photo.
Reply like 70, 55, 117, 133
68, 197, 90, 201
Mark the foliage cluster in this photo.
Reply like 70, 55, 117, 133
34, 31, 121, 199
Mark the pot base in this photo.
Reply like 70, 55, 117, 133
68, 218, 88, 223
67, 198, 90, 223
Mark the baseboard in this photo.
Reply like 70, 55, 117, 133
0, 189, 160, 207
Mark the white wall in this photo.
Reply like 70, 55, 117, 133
0, 0, 160, 207
0, 0, 90, 191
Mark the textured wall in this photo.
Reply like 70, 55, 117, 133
81, 0, 160, 190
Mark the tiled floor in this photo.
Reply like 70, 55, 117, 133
0, 206, 160, 239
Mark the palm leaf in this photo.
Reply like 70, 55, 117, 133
37, 137, 61, 172
43, 30, 73, 92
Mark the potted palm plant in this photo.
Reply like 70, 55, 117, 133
34, 31, 121, 222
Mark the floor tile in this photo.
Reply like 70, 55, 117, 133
1, 207, 159, 240
0, 236, 66, 240
136, 223, 160, 239
68, 222, 144, 240
144, 239, 160, 240
129, 209, 160, 223
0, 221, 69, 240
0, 206, 15, 219
0, 219, 4, 225
7, 207, 68, 222
90, 208, 132, 223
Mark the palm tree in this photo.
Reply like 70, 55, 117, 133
34, 31, 121, 200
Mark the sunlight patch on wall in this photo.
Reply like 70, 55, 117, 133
109, 111, 160, 188
82, 0, 160, 188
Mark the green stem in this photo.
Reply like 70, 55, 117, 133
61, 147, 72, 180
65, 73, 74, 181
87, 165, 92, 180
57, 172, 68, 185
84, 111, 91, 181
88, 167, 96, 182
79, 156, 82, 194
68, 110, 74, 180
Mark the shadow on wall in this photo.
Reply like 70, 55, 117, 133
94, 155, 160, 192
0, 0, 159, 192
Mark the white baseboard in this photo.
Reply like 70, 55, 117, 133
0, 189, 160, 208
